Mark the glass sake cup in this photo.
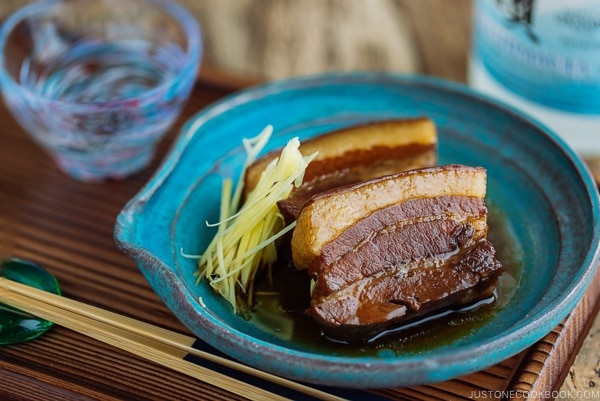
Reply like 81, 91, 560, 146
0, 0, 202, 181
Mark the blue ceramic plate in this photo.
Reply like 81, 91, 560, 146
114, 72, 600, 389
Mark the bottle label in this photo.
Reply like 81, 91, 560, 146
472, 0, 600, 114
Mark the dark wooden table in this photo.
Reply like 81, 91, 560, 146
1, 66, 599, 401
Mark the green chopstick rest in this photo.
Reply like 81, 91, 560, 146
0, 258, 61, 344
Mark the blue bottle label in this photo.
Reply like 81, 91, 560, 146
473, 0, 600, 114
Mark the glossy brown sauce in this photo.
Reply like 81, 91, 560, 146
249, 206, 522, 357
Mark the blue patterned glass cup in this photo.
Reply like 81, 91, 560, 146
0, 0, 202, 181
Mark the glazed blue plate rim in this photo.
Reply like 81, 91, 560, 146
115, 72, 600, 388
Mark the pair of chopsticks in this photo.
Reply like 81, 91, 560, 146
0, 277, 347, 401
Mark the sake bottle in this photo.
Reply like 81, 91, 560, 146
468, 0, 600, 157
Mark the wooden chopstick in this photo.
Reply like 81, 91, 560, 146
0, 277, 348, 401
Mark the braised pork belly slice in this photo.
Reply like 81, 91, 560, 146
308, 239, 503, 342
243, 118, 437, 221
290, 164, 503, 342
291, 164, 488, 270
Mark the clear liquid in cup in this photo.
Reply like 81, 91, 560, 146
29, 42, 174, 103
10, 40, 195, 181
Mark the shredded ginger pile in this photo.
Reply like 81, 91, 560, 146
197, 125, 317, 313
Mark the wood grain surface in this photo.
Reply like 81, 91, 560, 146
0, 0, 470, 82
1, 1, 599, 400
